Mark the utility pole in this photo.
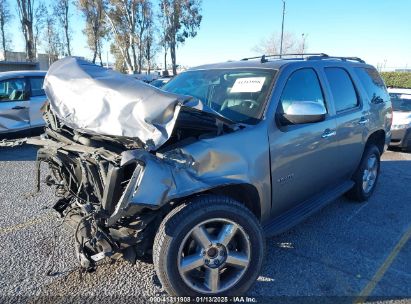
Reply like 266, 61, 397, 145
301, 33, 307, 55
279, 0, 286, 58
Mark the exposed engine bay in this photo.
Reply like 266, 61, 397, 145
32, 102, 235, 270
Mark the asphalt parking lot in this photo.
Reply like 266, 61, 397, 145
0, 145, 410, 303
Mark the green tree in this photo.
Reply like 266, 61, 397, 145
105, 0, 154, 73
159, 0, 202, 75
143, 21, 158, 73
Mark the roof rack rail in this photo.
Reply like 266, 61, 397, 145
306, 55, 365, 63
241, 53, 365, 64
241, 53, 328, 63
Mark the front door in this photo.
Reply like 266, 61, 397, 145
268, 68, 340, 216
0, 78, 30, 135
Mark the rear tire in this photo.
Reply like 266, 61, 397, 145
153, 195, 265, 296
346, 144, 380, 202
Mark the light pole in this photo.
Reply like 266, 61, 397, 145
279, 0, 286, 58
301, 33, 307, 55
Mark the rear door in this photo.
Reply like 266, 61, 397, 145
27, 76, 47, 128
0, 78, 30, 134
323, 67, 368, 179
269, 67, 340, 215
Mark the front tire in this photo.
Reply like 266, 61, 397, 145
346, 144, 380, 202
153, 195, 265, 296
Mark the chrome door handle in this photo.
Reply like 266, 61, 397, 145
321, 129, 336, 138
358, 117, 369, 125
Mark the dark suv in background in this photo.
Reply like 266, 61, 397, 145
2, 55, 392, 296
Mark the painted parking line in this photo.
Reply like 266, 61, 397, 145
0, 213, 52, 236
354, 225, 411, 303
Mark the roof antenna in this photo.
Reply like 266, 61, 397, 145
261, 55, 268, 63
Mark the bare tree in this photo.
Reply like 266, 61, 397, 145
17, 0, 36, 61
43, 8, 62, 65
158, 0, 202, 75
0, 0, 12, 60
54, 0, 71, 56
253, 32, 306, 55
33, 1, 46, 57
77, 0, 106, 64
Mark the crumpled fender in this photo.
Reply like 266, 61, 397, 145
112, 122, 272, 222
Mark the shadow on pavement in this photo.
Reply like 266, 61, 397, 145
251, 160, 411, 298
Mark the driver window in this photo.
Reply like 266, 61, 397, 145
0, 78, 27, 102
279, 68, 326, 113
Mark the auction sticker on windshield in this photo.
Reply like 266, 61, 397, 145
231, 77, 266, 93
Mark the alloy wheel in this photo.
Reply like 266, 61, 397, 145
362, 155, 378, 194
177, 218, 251, 294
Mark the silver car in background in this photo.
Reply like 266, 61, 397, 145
0, 70, 47, 137
388, 88, 411, 150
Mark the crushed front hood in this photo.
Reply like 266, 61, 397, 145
44, 57, 194, 150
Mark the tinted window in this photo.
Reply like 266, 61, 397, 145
354, 68, 389, 104
0, 78, 27, 102
30, 77, 45, 97
279, 68, 326, 113
325, 68, 358, 112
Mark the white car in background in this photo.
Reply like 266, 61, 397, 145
388, 88, 411, 150
0, 70, 47, 138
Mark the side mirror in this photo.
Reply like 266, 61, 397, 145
281, 101, 326, 125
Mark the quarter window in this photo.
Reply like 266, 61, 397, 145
325, 68, 358, 112
279, 68, 326, 113
354, 67, 389, 104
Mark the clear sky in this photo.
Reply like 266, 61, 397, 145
9, 0, 411, 70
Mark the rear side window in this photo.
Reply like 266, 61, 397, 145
325, 68, 358, 112
279, 68, 326, 113
354, 67, 389, 104
29, 77, 45, 97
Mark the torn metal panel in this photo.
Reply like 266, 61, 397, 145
44, 57, 194, 150
112, 122, 271, 223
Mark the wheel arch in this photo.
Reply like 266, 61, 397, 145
174, 183, 262, 222
365, 129, 386, 154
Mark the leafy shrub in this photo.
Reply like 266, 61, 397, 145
380, 72, 411, 89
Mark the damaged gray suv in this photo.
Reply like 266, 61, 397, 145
2, 55, 392, 296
